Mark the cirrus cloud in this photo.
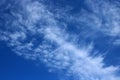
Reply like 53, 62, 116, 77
0, 0, 120, 80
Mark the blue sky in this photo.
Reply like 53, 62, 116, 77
0, 41, 60, 80
0, 0, 120, 80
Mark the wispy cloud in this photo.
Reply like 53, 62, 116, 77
82, 0, 120, 37
113, 39, 120, 46
0, 0, 120, 80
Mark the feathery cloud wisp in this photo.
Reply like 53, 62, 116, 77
0, 0, 120, 80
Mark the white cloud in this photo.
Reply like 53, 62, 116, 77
83, 0, 120, 37
113, 39, 120, 46
59, 0, 120, 39
0, 0, 120, 80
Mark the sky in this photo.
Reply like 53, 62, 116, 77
0, 0, 120, 80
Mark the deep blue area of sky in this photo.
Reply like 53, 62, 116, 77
0, 0, 120, 80
0, 42, 59, 80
